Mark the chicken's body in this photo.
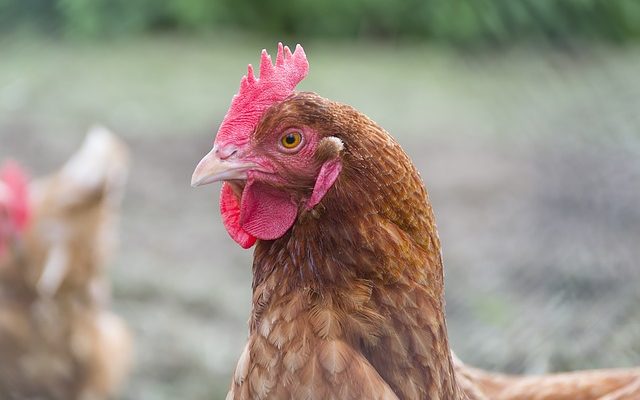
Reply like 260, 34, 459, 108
454, 356, 640, 400
0, 127, 132, 400
192, 44, 639, 400
225, 96, 467, 400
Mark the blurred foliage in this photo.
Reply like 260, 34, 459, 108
1, 0, 640, 45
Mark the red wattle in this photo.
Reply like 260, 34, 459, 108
219, 179, 298, 248
220, 183, 256, 249
239, 180, 298, 241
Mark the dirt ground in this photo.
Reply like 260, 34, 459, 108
1, 38, 640, 399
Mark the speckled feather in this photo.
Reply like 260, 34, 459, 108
223, 90, 640, 400
225, 93, 474, 400
454, 355, 640, 400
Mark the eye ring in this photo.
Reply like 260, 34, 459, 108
279, 131, 303, 151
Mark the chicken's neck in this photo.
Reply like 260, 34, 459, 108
250, 136, 464, 398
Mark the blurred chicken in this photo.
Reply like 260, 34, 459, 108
453, 354, 640, 400
0, 126, 132, 400
192, 44, 639, 400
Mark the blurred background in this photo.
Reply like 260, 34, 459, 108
1, 1, 640, 399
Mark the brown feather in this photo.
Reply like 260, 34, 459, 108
225, 91, 639, 400
226, 93, 467, 399
454, 357, 640, 400
0, 128, 132, 400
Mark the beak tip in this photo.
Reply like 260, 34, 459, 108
190, 174, 203, 188
191, 146, 254, 187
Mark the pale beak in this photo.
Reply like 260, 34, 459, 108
191, 147, 255, 187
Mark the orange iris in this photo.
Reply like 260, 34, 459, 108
281, 132, 302, 149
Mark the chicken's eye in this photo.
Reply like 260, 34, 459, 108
280, 131, 303, 150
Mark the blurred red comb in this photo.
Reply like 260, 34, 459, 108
0, 160, 30, 256
214, 43, 309, 147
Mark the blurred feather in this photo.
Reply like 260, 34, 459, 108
0, 126, 132, 400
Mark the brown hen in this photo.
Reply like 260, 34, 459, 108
0, 126, 132, 400
453, 355, 640, 400
192, 44, 638, 400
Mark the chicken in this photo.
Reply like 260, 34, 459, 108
0, 126, 132, 400
0, 160, 30, 260
191, 43, 471, 400
191, 44, 639, 400
453, 355, 640, 400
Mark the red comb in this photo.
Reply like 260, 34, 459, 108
214, 43, 309, 147
0, 160, 30, 256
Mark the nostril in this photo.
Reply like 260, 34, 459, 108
216, 145, 239, 160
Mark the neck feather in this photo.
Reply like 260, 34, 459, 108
249, 116, 463, 398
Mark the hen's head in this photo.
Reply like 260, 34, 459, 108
0, 161, 30, 257
192, 44, 345, 248
193, 44, 431, 254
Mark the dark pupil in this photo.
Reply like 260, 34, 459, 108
285, 134, 296, 145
